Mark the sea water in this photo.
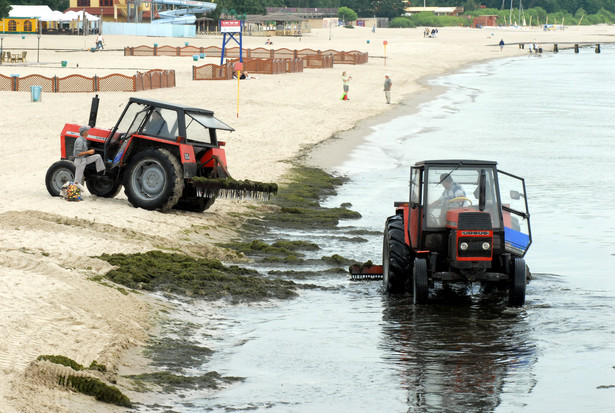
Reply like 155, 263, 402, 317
141, 47, 615, 412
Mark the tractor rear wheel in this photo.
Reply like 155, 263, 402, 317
413, 258, 429, 304
86, 177, 122, 198
508, 258, 526, 307
382, 215, 410, 293
124, 148, 184, 211
45, 160, 75, 197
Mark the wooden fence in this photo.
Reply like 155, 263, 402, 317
193, 58, 304, 80
0, 69, 175, 92
125, 45, 368, 65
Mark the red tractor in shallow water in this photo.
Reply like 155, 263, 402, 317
45, 96, 275, 211
353, 160, 531, 307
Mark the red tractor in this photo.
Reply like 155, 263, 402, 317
371, 160, 531, 307
45, 96, 275, 211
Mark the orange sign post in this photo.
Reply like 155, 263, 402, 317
383, 40, 388, 66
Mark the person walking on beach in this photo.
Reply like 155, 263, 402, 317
499, 39, 505, 51
341, 71, 351, 100
384, 74, 392, 104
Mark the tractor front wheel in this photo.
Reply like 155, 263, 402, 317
124, 148, 184, 211
382, 215, 411, 294
413, 258, 429, 304
45, 160, 75, 197
508, 258, 526, 307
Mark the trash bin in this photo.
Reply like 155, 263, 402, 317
199, 53, 205, 59
192, 55, 199, 61
154, 43, 158, 47
185, 42, 189, 46
30, 85, 42, 102
61, 60, 67, 67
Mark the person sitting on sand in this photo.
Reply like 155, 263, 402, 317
96, 34, 104, 50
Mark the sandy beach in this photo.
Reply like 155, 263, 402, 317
0, 24, 613, 411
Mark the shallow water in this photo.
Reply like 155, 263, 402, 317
140, 47, 615, 412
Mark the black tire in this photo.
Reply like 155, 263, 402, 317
45, 160, 75, 197
382, 215, 411, 293
86, 177, 122, 198
413, 258, 429, 304
174, 197, 216, 213
508, 258, 526, 307
124, 148, 184, 211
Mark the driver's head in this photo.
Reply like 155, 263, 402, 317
79, 125, 90, 137
440, 173, 453, 188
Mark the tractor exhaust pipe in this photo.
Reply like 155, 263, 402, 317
88, 94, 99, 127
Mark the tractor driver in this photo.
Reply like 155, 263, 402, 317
73, 125, 106, 185
434, 173, 469, 209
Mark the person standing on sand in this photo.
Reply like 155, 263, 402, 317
384, 74, 392, 104
341, 71, 351, 100
499, 39, 505, 51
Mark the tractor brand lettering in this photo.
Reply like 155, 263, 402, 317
184, 153, 191, 160
461, 231, 490, 236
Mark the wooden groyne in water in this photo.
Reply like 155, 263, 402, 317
512, 41, 614, 54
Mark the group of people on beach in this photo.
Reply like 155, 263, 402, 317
341, 71, 392, 104
424, 28, 438, 38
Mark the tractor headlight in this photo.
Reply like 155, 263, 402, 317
460, 242, 469, 251
482, 242, 491, 250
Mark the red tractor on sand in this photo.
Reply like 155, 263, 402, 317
45, 96, 275, 211
353, 160, 531, 307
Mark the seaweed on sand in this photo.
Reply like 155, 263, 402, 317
98, 250, 302, 302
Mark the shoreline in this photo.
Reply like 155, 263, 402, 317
1, 25, 613, 411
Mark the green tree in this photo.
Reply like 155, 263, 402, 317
0, 0, 10, 19
338, 6, 358, 22
372, 0, 406, 19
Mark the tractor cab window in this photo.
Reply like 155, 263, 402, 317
498, 170, 531, 256
425, 166, 501, 229
185, 112, 234, 146
141, 108, 178, 139
112, 102, 149, 141
410, 167, 421, 206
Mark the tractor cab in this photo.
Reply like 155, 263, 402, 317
103, 97, 234, 171
409, 160, 531, 259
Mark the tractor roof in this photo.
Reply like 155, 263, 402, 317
128, 97, 215, 116
127, 97, 234, 131
414, 160, 498, 168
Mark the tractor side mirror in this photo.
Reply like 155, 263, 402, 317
510, 190, 524, 200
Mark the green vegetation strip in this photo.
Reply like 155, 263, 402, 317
37, 355, 130, 407
257, 166, 361, 230
127, 371, 244, 393
98, 250, 302, 302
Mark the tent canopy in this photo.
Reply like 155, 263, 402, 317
9, 5, 53, 18
62, 10, 100, 21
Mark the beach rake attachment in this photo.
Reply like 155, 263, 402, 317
191, 154, 278, 201
348, 262, 383, 281
192, 177, 278, 200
